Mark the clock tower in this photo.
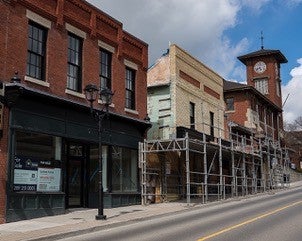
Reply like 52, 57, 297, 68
237, 48, 287, 109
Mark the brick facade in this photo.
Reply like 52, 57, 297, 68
0, 0, 148, 119
0, 0, 148, 223
225, 49, 287, 141
246, 56, 283, 108
0, 107, 9, 223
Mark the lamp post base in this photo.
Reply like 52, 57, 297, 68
95, 214, 107, 220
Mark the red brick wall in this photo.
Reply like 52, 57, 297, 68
0, 0, 148, 223
0, 0, 148, 118
225, 91, 250, 126
244, 55, 284, 138
246, 56, 282, 109
0, 107, 10, 224
204, 85, 220, 100
179, 70, 200, 88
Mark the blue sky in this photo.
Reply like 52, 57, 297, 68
225, 1, 302, 84
87, 0, 302, 123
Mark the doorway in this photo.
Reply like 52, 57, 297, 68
66, 143, 86, 208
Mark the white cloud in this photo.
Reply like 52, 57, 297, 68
86, 0, 266, 79
282, 0, 302, 7
282, 58, 302, 123
240, 0, 271, 12
87, 0, 302, 124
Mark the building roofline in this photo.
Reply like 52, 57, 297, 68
237, 48, 288, 65
170, 43, 225, 81
223, 80, 282, 112
83, 0, 123, 27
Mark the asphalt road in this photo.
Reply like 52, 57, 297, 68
60, 187, 302, 241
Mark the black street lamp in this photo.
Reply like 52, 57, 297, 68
84, 84, 114, 220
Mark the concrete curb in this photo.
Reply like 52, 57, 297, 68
25, 206, 192, 241
31, 186, 301, 241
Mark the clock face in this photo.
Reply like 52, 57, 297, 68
254, 61, 266, 74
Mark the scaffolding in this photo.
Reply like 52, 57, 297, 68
139, 126, 290, 206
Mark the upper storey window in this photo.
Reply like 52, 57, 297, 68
226, 97, 234, 111
125, 67, 136, 110
26, 21, 47, 80
254, 78, 268, 95
210, 111, 214, 137
276, 80, 281, 97
190, 102, 195, 130
100, 48, 112, 90
67, 33, 83, 92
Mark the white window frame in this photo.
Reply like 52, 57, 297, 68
26, 10, 51, 29
124, 59, 138, 70
276, 80, 281, 97
98, 40, 115, 53
254, 78, 268, 95
65, 23, 86, 39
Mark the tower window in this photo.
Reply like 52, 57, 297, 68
254, 78, 268, 95
276, 80, 281, 97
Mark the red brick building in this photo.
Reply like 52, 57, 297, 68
0, 0, 149, 222
224, 48, 287, 141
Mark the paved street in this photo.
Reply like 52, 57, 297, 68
0, 182, 301, 241
58, 187, 302, 241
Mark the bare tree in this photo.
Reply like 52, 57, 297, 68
294, 116, 302, 129
284, 116, 302, 171
284, 116, 302, 132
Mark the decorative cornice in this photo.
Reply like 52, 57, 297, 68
123, 31, 147, 49
67, 0, 91, 13
97, 14, 120, 30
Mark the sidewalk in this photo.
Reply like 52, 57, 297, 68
0, 202, 193, 241
1, 181, 302, 241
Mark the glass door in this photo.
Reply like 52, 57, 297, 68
67, 158, 83, 207
67, 143, 85, 207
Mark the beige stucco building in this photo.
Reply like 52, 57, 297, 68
147, 44, 225, 140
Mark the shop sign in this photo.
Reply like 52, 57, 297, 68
13, 156, 61, 192
37, 168, 61, 192
13, 156, 38, 191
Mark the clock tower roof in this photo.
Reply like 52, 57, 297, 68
237, 49, 287, 65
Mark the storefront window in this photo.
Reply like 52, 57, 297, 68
112, 146, 137, 192
14, 131, 62, 192
89, 145, 108, 193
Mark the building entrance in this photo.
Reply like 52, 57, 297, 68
66, 143, 86, 208
67, 158, 83, 206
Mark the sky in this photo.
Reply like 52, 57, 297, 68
86, 0, 302, 124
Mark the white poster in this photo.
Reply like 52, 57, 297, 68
14, 169, 37, 185
37, 168, 61, 192
13, 169, 37, 191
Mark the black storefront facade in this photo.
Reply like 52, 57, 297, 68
4, 83, 150, 222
